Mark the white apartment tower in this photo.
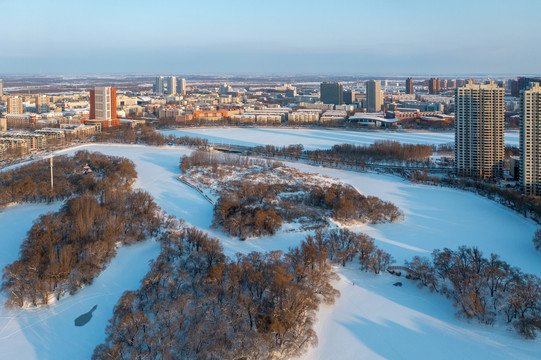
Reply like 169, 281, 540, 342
178, 78, 186, 95
366, 80, 383, 113
153, 76, 165, 94
520, 82, 541, 195
455, 81, 505, 179
167, 76, 177, 95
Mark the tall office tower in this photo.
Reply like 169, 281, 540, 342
167, 76, 177, 95
519, 82, 541, 195
320, 82, 344, 105
89, 87, 118, 128
35, 95, 50, 114
0, 79, 3, 97
178, 78, 186, 95
153, 76, 165, 94
455, 81, 505, 179
366, 80, 383, 112
7, 96, 24, 114
428, 78, 440, 94
343, 89, 356, 105
405, 78, 414, 94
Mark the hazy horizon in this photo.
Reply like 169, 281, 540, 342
1, 0, 540, 75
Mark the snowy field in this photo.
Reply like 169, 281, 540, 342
0, 202, 160, 360
0, 143, 538, 359
161, 127, 520, 150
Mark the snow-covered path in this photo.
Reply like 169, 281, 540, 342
0, 143, 538, 359
161, 127, 520, 150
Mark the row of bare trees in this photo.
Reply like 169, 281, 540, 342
93, 226, 393, 360
406, 246, 541, 339
180, 150, 281, 174
180, 152, 402, 238
251, 141, 434, 166
308, 183, 403, 224
1, 189, 163, 308
93, 227, 338, 359
0, 150, 136, 208
95, 124, 209, 147
1, 153, 166, 308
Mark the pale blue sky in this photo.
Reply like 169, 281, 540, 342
1, 0, 540, 75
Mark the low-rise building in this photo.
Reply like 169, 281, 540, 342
0, 131, 47, 149
348, 114, 398, 128
5, 114, 41, 129
0, 137, 30, 156
321, 110, 347, 122
289, 110, 320, 122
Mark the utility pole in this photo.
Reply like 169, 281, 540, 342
50, 155, 54, 190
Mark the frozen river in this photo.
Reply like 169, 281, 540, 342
161, 127, 520, 150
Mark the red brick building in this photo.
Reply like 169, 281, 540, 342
87, 87, 119, 128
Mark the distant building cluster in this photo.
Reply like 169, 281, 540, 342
0, 73, 540, 196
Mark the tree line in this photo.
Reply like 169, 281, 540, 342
1, 153, 165, 307
95, 124, 209, 147
405, 246, 541, 339
249, 141, 435, 170
180, 151, 402, 239
93, 226, 393, 359
0, 151, 136, 208
2, 190, 163, 308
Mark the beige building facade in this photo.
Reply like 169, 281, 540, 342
520, 82, 541, 194
455, 81, 504, 178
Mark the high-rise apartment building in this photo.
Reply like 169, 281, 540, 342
510, 77, 541, 97
35, 95, 50, 114
455, 81, 504, 179
88, 87, 118, 128
219, 83, 233, 95
406, 78, 414, 94
366, 80, 383, 112
167, 76, 177, 95
178, 78, 186, 96
428, 78, 440, 95
153, 76, 165, 94
320, 82, 344, 105
440, 79, 448, 89
0, 79, 3, 97
343, 89, 356, 105
7, 96, 24, 114
519, 82, 541, 195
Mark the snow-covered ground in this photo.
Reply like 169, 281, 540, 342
161, 127, 520, 150
0, 143, 538, 359
0, 201, 160, 360
301, 268, 541, 360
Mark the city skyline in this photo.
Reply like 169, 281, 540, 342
1, 0, 540, 75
